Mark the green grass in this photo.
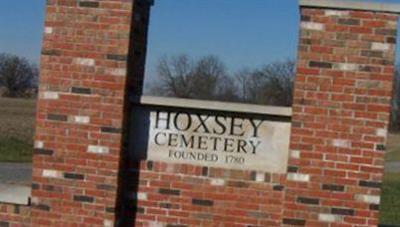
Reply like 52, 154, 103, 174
380, 172, 400, 224
379, 134, 400, 224
0, 137, 32, 162
0, 97, 36, 162
386, 150, 400, 162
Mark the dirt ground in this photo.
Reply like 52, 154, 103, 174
0, 97, 36, 141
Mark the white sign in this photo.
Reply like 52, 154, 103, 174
140, 110, 290, 173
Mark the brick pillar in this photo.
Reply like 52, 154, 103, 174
32, 0, 152, 226
284, 1, 398, 226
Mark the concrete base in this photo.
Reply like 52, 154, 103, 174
0, 184, 30, 205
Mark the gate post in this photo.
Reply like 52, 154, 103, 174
31, 0, 152, 226
284, 1, 399, 225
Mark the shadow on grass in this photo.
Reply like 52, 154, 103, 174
0, 137, 32, 162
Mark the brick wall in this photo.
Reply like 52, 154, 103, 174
124, 161, 285, 226
0, 203, 30, 226
283, 7, 398, 226
30, 0, 151, 226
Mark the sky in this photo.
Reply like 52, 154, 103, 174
0, 1, 46, 63
0, 0, 400, 84
145, 0, 400, 86
146, 0, 299, 75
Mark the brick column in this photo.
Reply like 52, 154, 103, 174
284, 1, 398, 226
32, 0, 152, 226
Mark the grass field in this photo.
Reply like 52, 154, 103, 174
0, 97, 399, 223
381, 134, 400, 224
0, 97, 36, 162
380, 172, 400, 224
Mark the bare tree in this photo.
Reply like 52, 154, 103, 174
148, 54, 295, 106
150, 54, 239, 101
190, 56, 225, 100
0, 53, 38, 98
236, 59, 296, 106
151, 55, 194, 98
235, 68, 252, 103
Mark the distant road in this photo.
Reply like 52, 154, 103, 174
0, 162, 32, 186
385, 161, 400, 173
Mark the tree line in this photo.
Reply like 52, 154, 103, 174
148, 54, 400, 131
148, 55, 295, 106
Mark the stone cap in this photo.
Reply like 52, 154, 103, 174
300, 0, 400, 14
138, 96, 292, 117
